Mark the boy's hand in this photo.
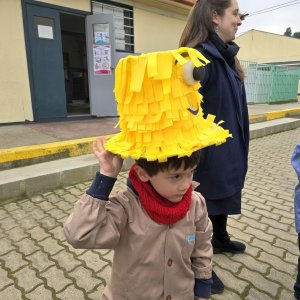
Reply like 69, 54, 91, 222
93, 136, 123, 178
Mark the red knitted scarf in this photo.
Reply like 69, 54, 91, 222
128, 164, 192, 225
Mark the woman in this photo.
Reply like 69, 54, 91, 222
292, 143, 300, 300
180, 0, 249, 294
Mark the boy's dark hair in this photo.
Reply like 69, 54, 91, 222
136, 150, 201, 176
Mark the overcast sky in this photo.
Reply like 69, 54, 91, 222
237, 0, 300, 36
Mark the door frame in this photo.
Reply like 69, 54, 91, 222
21, 0, 91, 121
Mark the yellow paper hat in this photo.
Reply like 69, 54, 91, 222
105, 47, 231, 162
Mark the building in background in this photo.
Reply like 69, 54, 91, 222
0, 0, 193, 124
236, 29, 300, 65
236, 30, 300, 104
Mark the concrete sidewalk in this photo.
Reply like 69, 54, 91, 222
1, 102, 300, 203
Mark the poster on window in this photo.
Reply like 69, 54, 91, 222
94, 23, 110, 44
93, 45, 111, 75
94, 31, 109, 44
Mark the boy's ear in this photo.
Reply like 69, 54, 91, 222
134, 165, 150, 182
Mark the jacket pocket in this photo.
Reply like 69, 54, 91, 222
181, 225, 197, 262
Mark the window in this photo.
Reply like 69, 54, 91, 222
92, 1, 134, 53
34, 17, 55, 40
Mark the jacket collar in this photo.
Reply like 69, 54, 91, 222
209, 33, 239, 67
199, 39, 240, 80
197, 39, 223, 60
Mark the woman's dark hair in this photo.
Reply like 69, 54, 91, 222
136, 151, 201, 176
179, 0, 245, 81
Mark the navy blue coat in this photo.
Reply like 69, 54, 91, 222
292, 143, 300, 233
193, 40, 249, 200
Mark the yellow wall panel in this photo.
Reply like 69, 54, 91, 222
236, 30, 300, 63
0, 0, 33, 123
34, 0, 91, 12
134, 8, 187, 53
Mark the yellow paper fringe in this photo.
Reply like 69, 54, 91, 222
106, 47, 231, 162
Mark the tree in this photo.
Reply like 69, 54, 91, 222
283, 27, 300, 39
284, 27, 292, 36
293, 32, 300, 39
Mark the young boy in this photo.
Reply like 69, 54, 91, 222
292, 143, 300, 299
64, 136, 213, 299
64, 48, 231, 299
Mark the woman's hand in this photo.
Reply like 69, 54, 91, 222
93, 136, 123, 178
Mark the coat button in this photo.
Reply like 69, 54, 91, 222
166, 296, 172, 300
167, 259, 173, 266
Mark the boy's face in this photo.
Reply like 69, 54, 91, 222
135, 163, 196, 203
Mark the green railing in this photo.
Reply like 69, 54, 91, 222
240, 61, 300, 104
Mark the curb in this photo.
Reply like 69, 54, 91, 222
0, 135, 113, 171
249, 108, 300, 123
1, 108, 300, 171
250, 117, 300, 139
0, 155, 134, 204
1, 117, 300, 203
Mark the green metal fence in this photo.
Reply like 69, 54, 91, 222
240, 61, 300, 104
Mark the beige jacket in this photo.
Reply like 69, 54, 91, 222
64, 185, 213, 300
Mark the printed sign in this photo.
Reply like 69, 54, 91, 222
37, 25, 54, 39
93, 44, 111, 75
94, 31, 109, 44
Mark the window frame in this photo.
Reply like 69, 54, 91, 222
92, 0, 134, 53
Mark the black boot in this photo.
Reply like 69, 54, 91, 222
211, 270, 224, 294
210, 215, 246, 254
294, 256, 300, 300
212, 237, 246, 254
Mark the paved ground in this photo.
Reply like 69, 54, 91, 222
0, 128, 300, 299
